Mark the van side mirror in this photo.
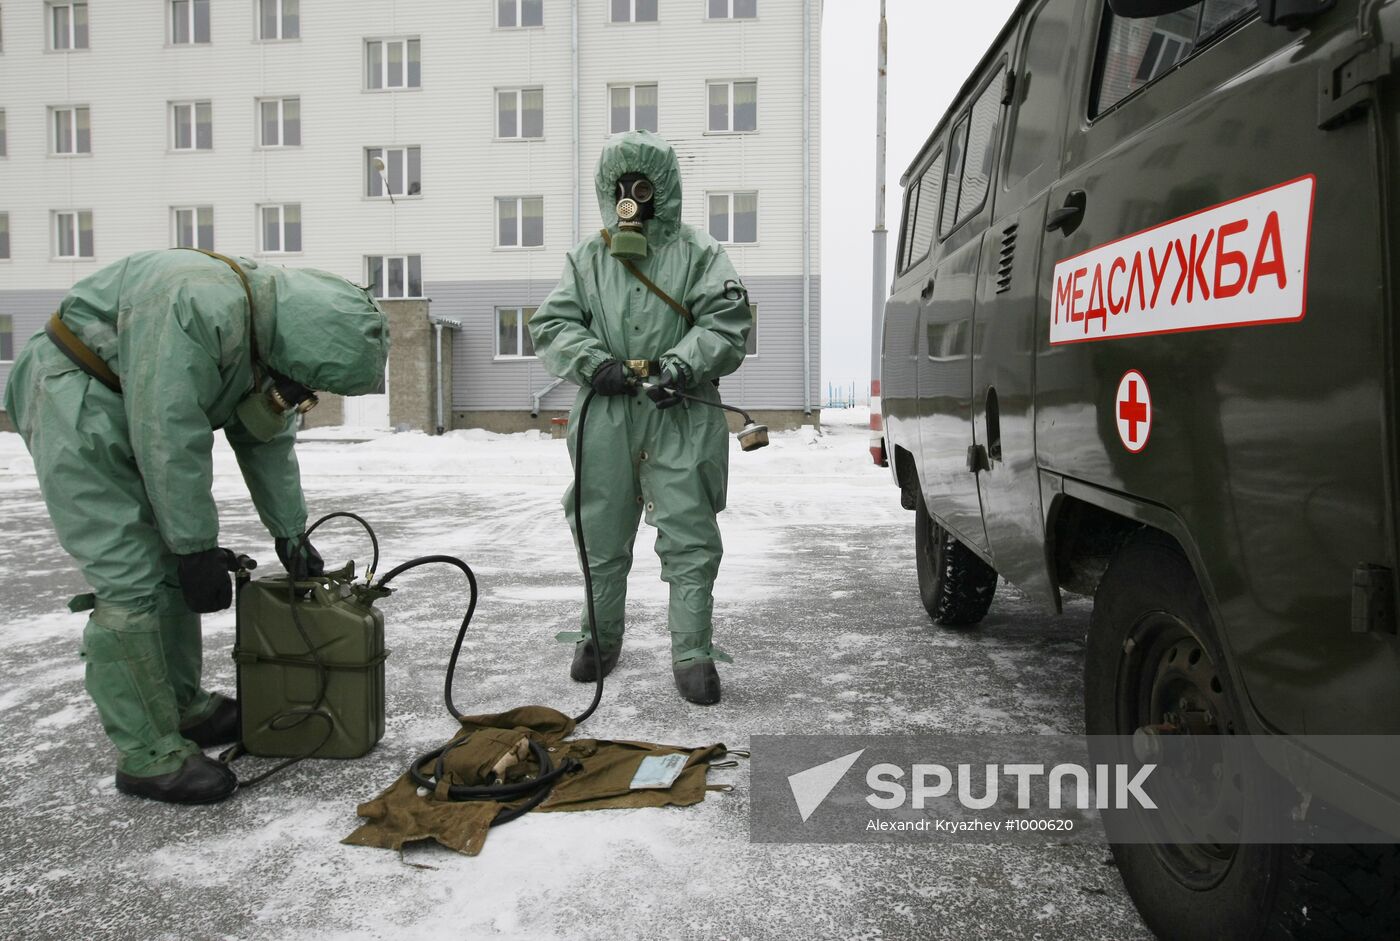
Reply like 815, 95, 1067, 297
1106, 0, 1197, 15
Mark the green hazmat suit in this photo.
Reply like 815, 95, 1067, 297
529, 131, 753, 666
4, 250, 388, 777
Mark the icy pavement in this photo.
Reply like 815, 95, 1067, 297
0, 410, 1150, 940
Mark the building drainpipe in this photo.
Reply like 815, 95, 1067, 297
532, 378, 565, 418
430, 316, 461, 435
801, 0, 814, 419
572, 0, 581, 245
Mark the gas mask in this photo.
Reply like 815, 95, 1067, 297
609, 173, 656, 261
234, 368, 319, 442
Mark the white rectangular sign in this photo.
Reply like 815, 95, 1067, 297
1049, 176, 1315, 345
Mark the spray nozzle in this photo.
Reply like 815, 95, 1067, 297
737, 423, 770, 452
644, 383, 770, 452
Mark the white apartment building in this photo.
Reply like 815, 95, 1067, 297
0, 0, 822, 431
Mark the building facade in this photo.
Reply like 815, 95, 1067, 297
0, 0, 822, 432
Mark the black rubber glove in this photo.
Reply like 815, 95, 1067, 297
590, 359, 638, 397
177, 549, 234, 614
275, 535, 325, 579
646, 367, 687, 411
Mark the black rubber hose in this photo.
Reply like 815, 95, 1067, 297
366, 390, 605, 823
571, 389, 606, 725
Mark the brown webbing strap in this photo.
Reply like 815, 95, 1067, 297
45, 313, 122, 394
177, 247, 261, 366
600, 229, 695, 328
43, 249, 260, 398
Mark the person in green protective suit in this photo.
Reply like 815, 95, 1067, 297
4, 249, 389, 804
529, 130, 752, 706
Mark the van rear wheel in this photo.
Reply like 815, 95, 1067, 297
1086, 531, 1400, 940
913, 489, 996, 627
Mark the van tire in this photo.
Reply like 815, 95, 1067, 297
914, 489, 996, 627
1086, 532, 1400, 940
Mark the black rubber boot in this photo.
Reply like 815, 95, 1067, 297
115, 754, 238, 805
179, 695, 240, 749
673, 660, 722, 706
570, 640, 620, 682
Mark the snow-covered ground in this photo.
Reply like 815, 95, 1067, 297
0, 409, 1149, 940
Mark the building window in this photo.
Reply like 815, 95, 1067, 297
496, 306, 537, 358
708, 192, 757, 244
366, 255, 423, 299
259, 204, 301, 253
172, 206, 214, 250
496, 197, 543, 248
49, 2, 88, 50
708, 80, 757, 133
497, 88, 543, 139
0, 213, 9, 260
609, 83, 657, 134
54, 210, 93, 258
0, 314, 12, 362
746, 302, 758, 355
610, 0, 657, 23
366, 38, 421, 90
259, 97, 300, 147
366, 147, 421, 198
259, 0, 298, 41
52, 107, 90, 155
171, 101, 212, 151
497, 0, 542, 28
0, 111, 7, 157
171, 0, 211, 44
708, 0, 756, 18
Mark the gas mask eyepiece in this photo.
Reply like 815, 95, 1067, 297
610, 173, 655, 261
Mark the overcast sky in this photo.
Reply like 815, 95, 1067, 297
820, 0, 1020, 392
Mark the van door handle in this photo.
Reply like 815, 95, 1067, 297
920, 276, 936, 300
1046, 190, 1087, 234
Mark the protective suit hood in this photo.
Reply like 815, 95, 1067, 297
244, 263, 390, 396
595, 130, 683, 248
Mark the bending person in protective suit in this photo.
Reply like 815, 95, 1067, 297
530, 131, 752, 705
4, 249, 389, 804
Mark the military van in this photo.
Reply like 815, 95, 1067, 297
877, 0, 1400, 936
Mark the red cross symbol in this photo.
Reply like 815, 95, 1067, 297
1115, 370, 1152, 453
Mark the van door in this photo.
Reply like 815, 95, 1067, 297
970, 0, 1084, 607
916, 55, 1013, 555
1041, 1, 1393, 734
881, 147, 945, 485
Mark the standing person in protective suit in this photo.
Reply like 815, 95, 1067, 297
4, 249, 389, 804
530, 130, 752, 706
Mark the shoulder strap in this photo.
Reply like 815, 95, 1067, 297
176, 247, 263, 378
45, 313, 123, 394
599, 229, 695, 328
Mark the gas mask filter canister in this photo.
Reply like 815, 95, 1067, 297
234, 371, 319, 442
610, 173, 655, 261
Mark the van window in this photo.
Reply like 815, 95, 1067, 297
897, 179, 920, 272
1092, 0, 1254, 117
940, 66, 1006, 237
1004, 0, 1077, 193
940, 118, 969, 236
905, 151, 945, 269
